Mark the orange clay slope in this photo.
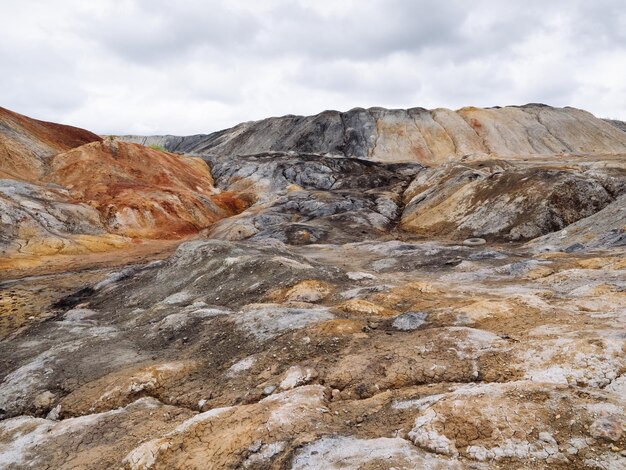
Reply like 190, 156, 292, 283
46, 140, 248, 239
0, 108, 247, 272
0, 106, 102, 182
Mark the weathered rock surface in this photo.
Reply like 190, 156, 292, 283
0, 179, 119, 257
0, 111, 246, 268
117, 104, 626, 164
528, 193, 626, 251
1, 105, 626, 469
401, 157, 626, 241
204, 152, 420, 244
604, 118, 626, 133
2, 232, 625, 468
47, 140, 245, 238
408, 381, 624, 462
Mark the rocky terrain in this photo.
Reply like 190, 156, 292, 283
0, 105, 625, 469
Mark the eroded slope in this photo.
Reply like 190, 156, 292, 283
117, 104, 626, 165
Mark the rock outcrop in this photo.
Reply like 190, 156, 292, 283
400, 156, 626, 241
0, 179, 124, 258
203, 152, 421, 244
117, 104, 626, 165
604, 118, 626, 133
47, 140, 245, 238
2, 232, 625, 469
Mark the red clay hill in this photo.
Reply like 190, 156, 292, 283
0, 107, 246, 272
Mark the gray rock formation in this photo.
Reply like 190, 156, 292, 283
527, 193, 626, 252
116, 104, 626, 165
0, 179, 109, 256
604, 118, 626, 133
203, 152, 421, 244
400, 157, 626, 241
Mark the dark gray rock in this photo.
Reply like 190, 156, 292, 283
204, 152, 422, 245
92, 239, 345, 311
603, 119, 626, 134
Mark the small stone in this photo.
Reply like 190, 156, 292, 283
198, 399, 206, 410
463, 237, 486, 246
34, 391, 56, 410
248, 440, 262, 453
263, 385, 276, 395
347, 272, 376, 281
46, 404, 61, 421
392, 312, 427, 331
589, 415, 623, 442
279, 365, 317, 390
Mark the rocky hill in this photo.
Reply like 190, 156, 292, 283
0, 108, 244, 266
0, 105, 625, 470
117, 104, 626, 165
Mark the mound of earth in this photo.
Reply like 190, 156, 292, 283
0, 106, 101, 182
117, 104, 626, 165
204, 152, 421, 244
46, 140, 246, 238
400, 157, 626, 241
0, 111, 247, 270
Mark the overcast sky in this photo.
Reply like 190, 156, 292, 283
1, 0, 625, 135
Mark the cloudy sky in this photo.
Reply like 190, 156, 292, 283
1, 0, 625, 135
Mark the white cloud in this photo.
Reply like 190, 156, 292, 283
1, 0, 624, 134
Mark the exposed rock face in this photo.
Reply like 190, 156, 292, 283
1, 105, 626, 469
604, 118, 626, 133
91, 239, 344, 310
117, 104, 626, 164
0, 179, 123, 257
203, 152, 421, 244
407, 381, 624, 462
401, 157, 626, 241
2, 234, 625, 469
528, 193, 626, 252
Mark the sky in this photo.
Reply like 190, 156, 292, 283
1, 0, 625, 135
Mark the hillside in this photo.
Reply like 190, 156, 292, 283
117, 104, 626, 165
0, 111, 244, 267
0, 106, 101, 182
